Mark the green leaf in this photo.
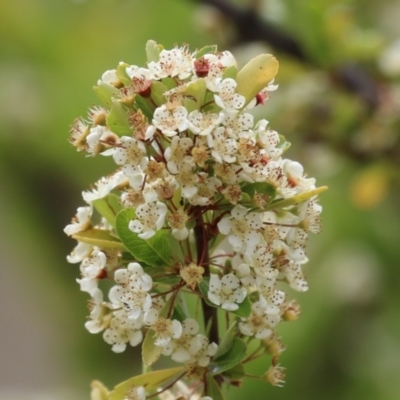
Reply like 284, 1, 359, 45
205, 375, 226, 400
72, 229, 125, 250
161, 77, 177, 91
151, 81, 168, 106
116, 62, 131, 86
264, 186, 328, 211
153, 274, 181, 286
223, 363, 245, 380
93, 194, 123, 228
195, 45, 218, 59
146, 40, 162, 63
171, 296, 187, 323
236, 54, 279, 107
241, 182, 276, 198
214, 322, 236, 359
277, 134, 291, 153
223, 65, 238, 80
134, 95, 154, 121
231, 295, 252, 318
142, 329, 162, 366
183, 78, 207, 112
106, 101, 131, 135
210, 338, 246, 375
109, 367, 184, 400
93, 83, 119, 108
115, 208, 166, 267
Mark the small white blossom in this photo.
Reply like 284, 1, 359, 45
162, 319, 203, 363
189, 334, 218, 367
223, 112, 254, 139
207, 127, 237, 163
214, 78, 245, 113
208, 273, 247, 311
282, 159, 316, 192
128, 201, 167, 239
239, 301, 275, 339
123, 385, 146, 400
148, 47, 192, 79
82, 171, 126, 203
77, 249, 107, 293
66, 241, 92, 263
85, 287, 112, 334
113, 136, 147, 177
64, 206, 92, 236
217, 204, 263, 253
103, 309, 144, 353
110, 263, 153, 320
151, 105, 189, 137
126, 65, 154, 81
188, 110, 225, 136
164, 136, 193, 174
86, 125, 119, 156
143, 308, 182, 347
98, 69, 119, 86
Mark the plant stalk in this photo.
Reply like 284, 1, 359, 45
194, 211, 219, 345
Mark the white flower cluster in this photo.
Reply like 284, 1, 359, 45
65, 41, 324, 396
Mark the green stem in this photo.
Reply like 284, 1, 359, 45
194, 209, 219, 345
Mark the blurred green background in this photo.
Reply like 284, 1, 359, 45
1, 0, 400, 399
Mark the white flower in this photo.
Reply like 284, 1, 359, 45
257, 283, 286, 317
164, 136, 193, 174
167, 208, 189, 240
103, 309, 144, 353
186, 175, 221, 206
85, 287, 112, 334
223, 112, 254, 139
64, 206, 92, 236
129, 201, 167, 239
175, 160, 200, 199
148, 47, 192, 79
217, 204, 263, 253
201, 51, 237, 92
189, 335, 218, 367
161, 319, 203, 363
284, 261, 309, 292
115, 263, 153, 290
188, 110, 225, 136
66, 241, 92, 263
296, 199, 322, 234
110, 263, 153, 320
214, 78, 245, 113
282, 159, 316, 192
207, 127, 237, 163
123, 385, 146, 400
256, 119, 282, 159
151, 105, 189, 137
77, 249, 107, 293
98, 69, 118, 85
82, 171, 126, 203
143, 309, 182, 347
273, 239, 307, 264
208, 273, 247, 311
86, 125, 119, 156
239, 301, 275, 339
244, 245, 275, 278
113, 136, 147, 177
126, 65, 154, 81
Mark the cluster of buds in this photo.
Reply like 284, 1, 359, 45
65, 41, 325, 400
